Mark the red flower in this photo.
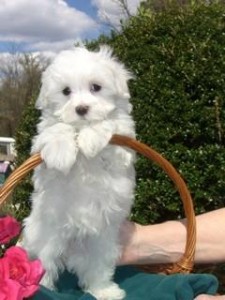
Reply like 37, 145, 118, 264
0, 216, 21, 244
0, 246, 45, 300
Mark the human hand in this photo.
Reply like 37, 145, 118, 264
194, 295, 225, 299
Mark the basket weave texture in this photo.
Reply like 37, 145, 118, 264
0, 134, 196, 274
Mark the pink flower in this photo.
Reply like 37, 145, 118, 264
0, 246, 45, 300
0, 278, 23, 300
0, 216, 21, 244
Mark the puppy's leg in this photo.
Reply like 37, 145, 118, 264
24, 239, 63, 290
65, 229, 125, 300
38, 245, 64, 290
22, 217, 64, 290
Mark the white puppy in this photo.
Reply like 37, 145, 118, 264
22, 46, 136, 300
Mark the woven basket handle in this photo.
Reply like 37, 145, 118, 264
0, 134, 196, 274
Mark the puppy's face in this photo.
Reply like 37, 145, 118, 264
37, 46, 132, 127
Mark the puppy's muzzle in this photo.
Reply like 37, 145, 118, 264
75, 105, 89, 116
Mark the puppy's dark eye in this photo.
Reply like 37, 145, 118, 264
62, 87, 71, 96
90, 84, 102, 92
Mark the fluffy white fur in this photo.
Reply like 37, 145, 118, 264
22, 46, 136, 300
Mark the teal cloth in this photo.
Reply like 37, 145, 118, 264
32, 266, 219, 300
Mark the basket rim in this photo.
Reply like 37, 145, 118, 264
0, 134, 196, 274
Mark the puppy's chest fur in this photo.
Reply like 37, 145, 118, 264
34, 145, 135, 238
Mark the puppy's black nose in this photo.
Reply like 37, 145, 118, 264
75, 105, 89, 116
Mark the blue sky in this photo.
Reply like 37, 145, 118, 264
66, 0, 98, 19
0, 0, 142, 54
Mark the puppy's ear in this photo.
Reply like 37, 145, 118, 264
114, 67, 133, 114
98, 45, 114, 59
35, 71, 49, 110
114, 64, 133, 100
98, 45, 133, 101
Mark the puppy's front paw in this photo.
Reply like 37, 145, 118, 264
33, 123, 78, 174
41, 138, 78, 174
88, 283, 125, 300
78, 123, 114, 158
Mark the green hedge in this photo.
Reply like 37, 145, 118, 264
14, 2, 225, 224
12, 97, 40, 222
102, 2, 225, 223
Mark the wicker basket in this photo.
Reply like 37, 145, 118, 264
0, 134, 196, 274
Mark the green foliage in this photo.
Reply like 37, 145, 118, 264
12, 97, 40, 222
14, 2, 225, 225
90, 2, 225, 223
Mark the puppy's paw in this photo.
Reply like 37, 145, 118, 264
78, 128, 106, 158
41, 139, 78, 174
40, 274, 56, 291
78, 122, 115, 158
88, 283, 125, 300
32, 123, 78, 174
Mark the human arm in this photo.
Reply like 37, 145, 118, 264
119, 208, 225, 266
